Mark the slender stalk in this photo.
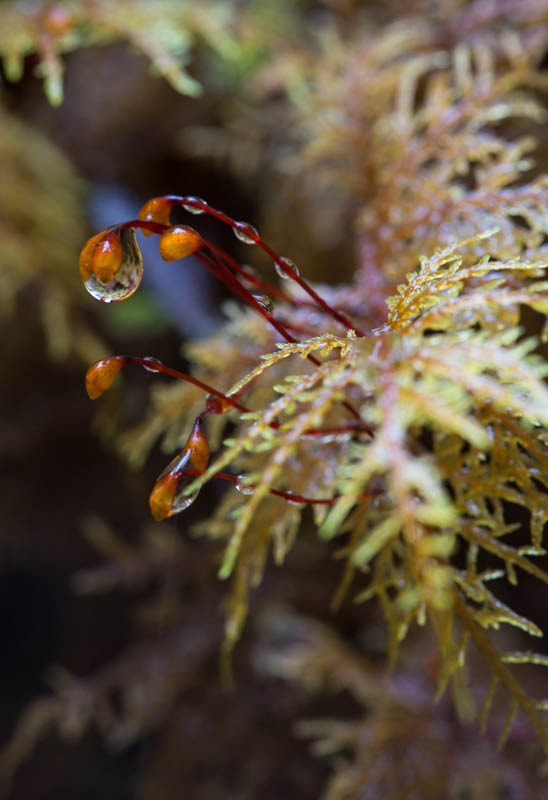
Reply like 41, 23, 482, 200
162, 196, 366, 336
111, 218, 364, 422
121, 356, 372, 437
178, 467, 378, 505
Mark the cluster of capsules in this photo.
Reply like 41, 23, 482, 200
80, 196, 372, 521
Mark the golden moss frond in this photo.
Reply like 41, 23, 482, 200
0, 0, 245, 104
53, 0, 548, 768
0, 103, 103, 363
257, 609, 548, 799
135, 233, 548, 746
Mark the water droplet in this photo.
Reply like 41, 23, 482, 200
284, 491, 302, 506
142, 357, 163, 373
233, 221, 259, 245
252, 294, 274, 315
149, 455, 199, 521
83, 228, 143, 302
315, 432, 352, 444
235, 477, 255, 495
159, 225, 203, 261
275, 257, 300, 280
182, 196, 206, 214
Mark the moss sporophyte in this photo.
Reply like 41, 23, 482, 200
80, 190, 548, 755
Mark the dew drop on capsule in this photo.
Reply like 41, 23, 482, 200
182, 196, 206, 214
275, 257, 299, 280
252, 294, 274, 314
149, 418, 210, 520
149, 465, 199, 521
235, 477, 255, 495
84, 228, 143, 302
233, 221, 259, 245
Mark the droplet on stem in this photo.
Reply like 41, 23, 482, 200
149, 418, 210, 520
275, 257, 300, 280
85, 356, 126, 399
138, 197, 173, 235
182, 196, 206, 214
235, 477, 255, 495
159, 225, 203, 261
81, 228, 143, 302
142, 357, 163, 373
233, 221, 259, 245
284, 491, 302, 506
252, 295, 274, 315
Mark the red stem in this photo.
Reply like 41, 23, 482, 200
124, 356, 247, 412
114, 218, 364, 423
162, 197, 366, 336
121, 357, 372, 437
179, 467, 378, 505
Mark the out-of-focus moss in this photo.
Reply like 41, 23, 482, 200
0, 103, 104, 361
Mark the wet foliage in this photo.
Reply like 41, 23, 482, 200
4, 1, 548, 799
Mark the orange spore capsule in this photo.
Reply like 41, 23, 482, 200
149, 418, 210, 520
159, 225, 203, 262
138, 197, 173, 236
149, 472, 179, 521
79, 230, 107, 282
91, 231, 123, 285
85, 356, 126, 399
81, 228, 143, 303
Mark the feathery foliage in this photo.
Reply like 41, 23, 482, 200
0, 0, 249, 104
73, 24, 548, 756
5, 2, 548, 794
0, 102, 104, 362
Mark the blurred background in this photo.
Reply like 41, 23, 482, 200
0, 3, 364, 798
2, 2, 548, 798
